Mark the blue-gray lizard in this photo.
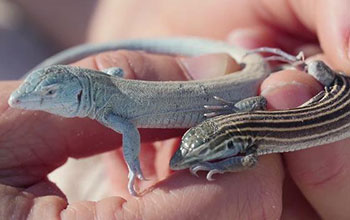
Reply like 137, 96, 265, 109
8, 37, 270, 195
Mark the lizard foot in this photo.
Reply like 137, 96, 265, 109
188, 154, 258, 181
130, 159, 147, 180
127, 172, 138, 196
204, 96, 267, 117
190, 163, 224, 181
102, 67, 125, 77
126, 160, 147, 196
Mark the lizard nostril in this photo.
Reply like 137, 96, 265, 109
8, 95, 20, 107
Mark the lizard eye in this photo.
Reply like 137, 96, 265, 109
41, 84, 59, 97
46, 89, 56, 96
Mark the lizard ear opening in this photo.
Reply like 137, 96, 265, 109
77, 90, 83, 102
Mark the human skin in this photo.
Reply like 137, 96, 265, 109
0, 49, 323, 220
3, 0, 350, 219
13, 0, 350, 73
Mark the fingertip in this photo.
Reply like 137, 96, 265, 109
316, 0, 350, 73
73, 50, 188, 81
148, 153, 284, 219
227, 27, 279, 49
260, 70, 323, 110
285, 138, 350, 219
178, 53, 241, 80
74, 49, 242, 81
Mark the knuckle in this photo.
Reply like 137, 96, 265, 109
94, 50, 146, 79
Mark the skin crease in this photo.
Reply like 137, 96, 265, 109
2, 0, 350, 219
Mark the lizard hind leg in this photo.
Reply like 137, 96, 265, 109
204, 95, 267, 118
244, 47, 304, 64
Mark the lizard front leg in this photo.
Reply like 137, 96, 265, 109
101, 67, 125, 78
102, 112, 145, 196
190, 154, 258, 181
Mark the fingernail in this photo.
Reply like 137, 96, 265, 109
261, 81, 316, 110
227, 28, 274, 49
178, 54, 240, 80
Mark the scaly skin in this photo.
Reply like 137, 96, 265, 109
8, 38, 269, 195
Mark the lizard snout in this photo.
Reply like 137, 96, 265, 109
8, 93, 21, 107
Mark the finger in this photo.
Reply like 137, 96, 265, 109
74, 50, 241, 80
281, 172, 320, 219
290, 0, 350, 72
262, 64, 350, 219
255, 0, 350, 71
0, 183, 67, 220
225, 0, 350, 71
260, 69, 323, 110
227, 26, 322, 59
285, 140, 350, 220
260, 68, 324, 219
227, 26, 315, 53
23, 156, 283, 219
109, 155, 284, 219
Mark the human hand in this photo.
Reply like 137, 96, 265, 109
3, 0, 350, 219
88, 0, 350, 73
89, 2, 350, 217
15, 0, 350, 72
87, 3, 350, 217
1, 49, 344, 219
1, 50, 270, 219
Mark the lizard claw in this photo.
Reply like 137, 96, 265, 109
204, 96, 239, 118
204, 105, 228, 110
137, 172, 147, 181
126, 160, 147, 196
189, 163, 226, 181
206, 169, 224, 181
190, 164, 213, 177
127, 172, 139, 196
189, 166, 201, 177
213, 96, 232, 104
204, 112, 220, 118
130, 159, 147, 181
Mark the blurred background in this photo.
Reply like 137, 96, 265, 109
1, 0, 245, 79
0, 0, 96, 79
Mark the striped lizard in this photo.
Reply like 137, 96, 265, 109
169, 59, 345, 181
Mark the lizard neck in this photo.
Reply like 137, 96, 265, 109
75, 74, 94, 118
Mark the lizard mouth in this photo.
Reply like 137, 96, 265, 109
8, 90, 44, 110
8, 94, 20, 107
169, 150, 201, 170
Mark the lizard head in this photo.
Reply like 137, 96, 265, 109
170, 117, 251, 171
170, 120, 222, 170
8, 65, 88, 118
